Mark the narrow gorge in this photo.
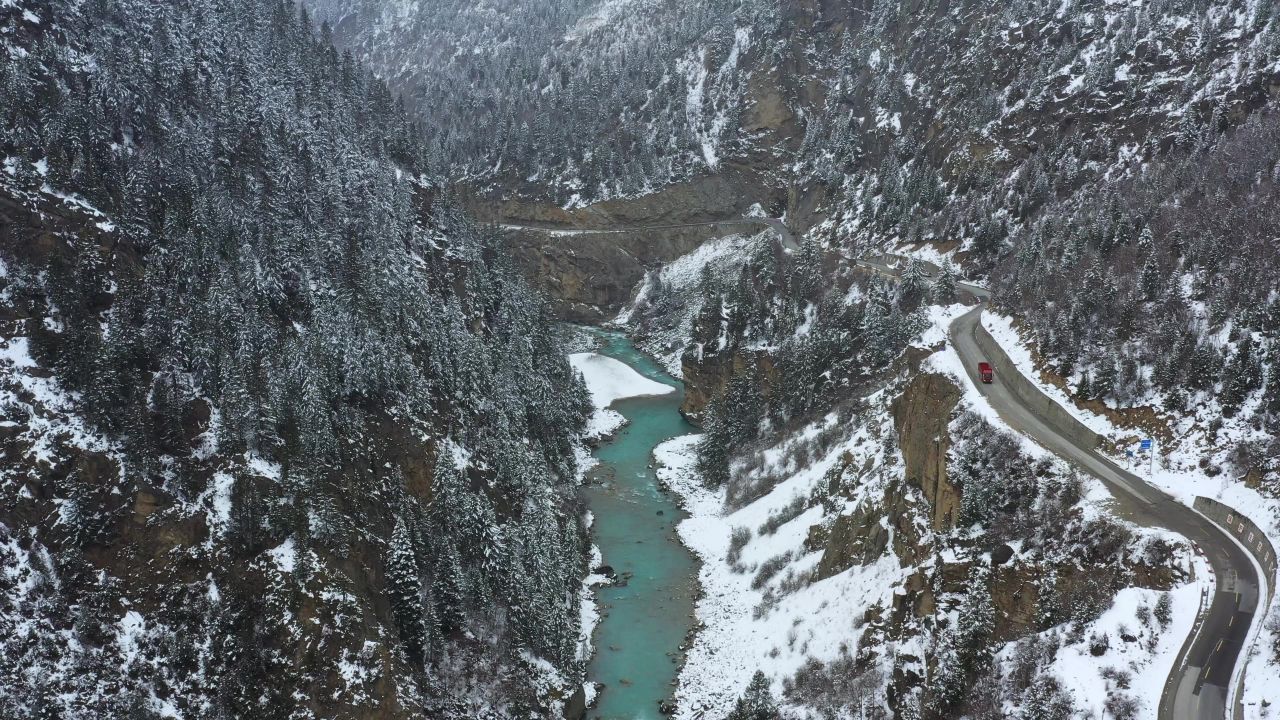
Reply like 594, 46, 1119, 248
575, 331, 699, 718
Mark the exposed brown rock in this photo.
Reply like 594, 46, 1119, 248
891, 373, 962, 531
817, 475, 932, 581
816, 497, 887, 579
989, 562, 1041, 642
679, 347, 777, 423
133, 489, 161, 524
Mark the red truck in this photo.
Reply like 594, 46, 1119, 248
978, 362, 994, 384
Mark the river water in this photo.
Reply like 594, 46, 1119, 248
583, 331, 699, 719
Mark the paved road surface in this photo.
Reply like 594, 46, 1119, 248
950, 306, 1259, 720
497, 216, 799, 251
854, 256, 991, 300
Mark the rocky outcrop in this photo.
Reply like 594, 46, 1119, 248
562, 684, 588, 720
813, 372, 960, 583
679, 347, 778, 423
891, 372, 962, 531
816, 477, 931, 580
466, 170, 785, 230
818, 366, 1183, 657
502, 224, 735, 323
462, 170, 793, 322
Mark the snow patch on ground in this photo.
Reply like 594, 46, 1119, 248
656, 409, 909, 718
569, 351, 674, 439
267, 538, 297, 574
204, 472, 233, 540
575, 509, 612, 665
570, 352, 674, 408
920, 303, 969, 348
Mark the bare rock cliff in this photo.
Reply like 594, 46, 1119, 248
891, 372, 962, 531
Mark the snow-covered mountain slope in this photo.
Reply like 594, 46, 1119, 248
307, 0, 783, 204
650, 300, 1202, 719
319, 0, 1280, 489
0, 1, 592, 717
613, 206, 1277, 717
6, 0, 1280, 718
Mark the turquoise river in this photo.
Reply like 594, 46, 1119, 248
583, 331, 699, 719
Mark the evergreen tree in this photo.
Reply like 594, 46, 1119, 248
1222, 333, 1261, 416
1077, 370, 1092, 399
1264, 345, 1280, 423
0, 0, 596, 711
1021, 675, 1075, 720
931, 265, 958, 304
1035, 570, 1062, 629
928, 564, 995, 716
434, 542, 468, 636
697, 396, 735, 489
726, 671, 781, 720
1139, 254, 1162, 301
898, 259, 930, 308
386, 517, 427, 664
1092, 363, 1116, 403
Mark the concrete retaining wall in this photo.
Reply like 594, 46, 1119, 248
969, 320, 1103, 452
1192, 497, 1278, 598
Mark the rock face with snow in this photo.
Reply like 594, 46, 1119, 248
602, 223, 1220, 718
891, 372, 963, 532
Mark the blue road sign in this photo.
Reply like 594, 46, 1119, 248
1126, 450, 1134, 458
1139, 438, 1153, 451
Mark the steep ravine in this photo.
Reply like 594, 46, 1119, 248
581, 331, 700, 719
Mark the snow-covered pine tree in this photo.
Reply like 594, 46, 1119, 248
434, 541, 468, 636
725, 670, 781, 720
697, 396, 735, 490
927, 563, 995, 716
1222, 333, 1261, 417
1021, 675, 1075, 720
386, 517, 428, 664
931, 265, 958, 304
898, 258, 930, 308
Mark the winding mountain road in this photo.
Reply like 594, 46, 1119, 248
949, 305, 1260, 720
852, 251, 1263, 718
497, 216, 798, 251
855, 255, 991, 301
504, 218, 1263, 716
